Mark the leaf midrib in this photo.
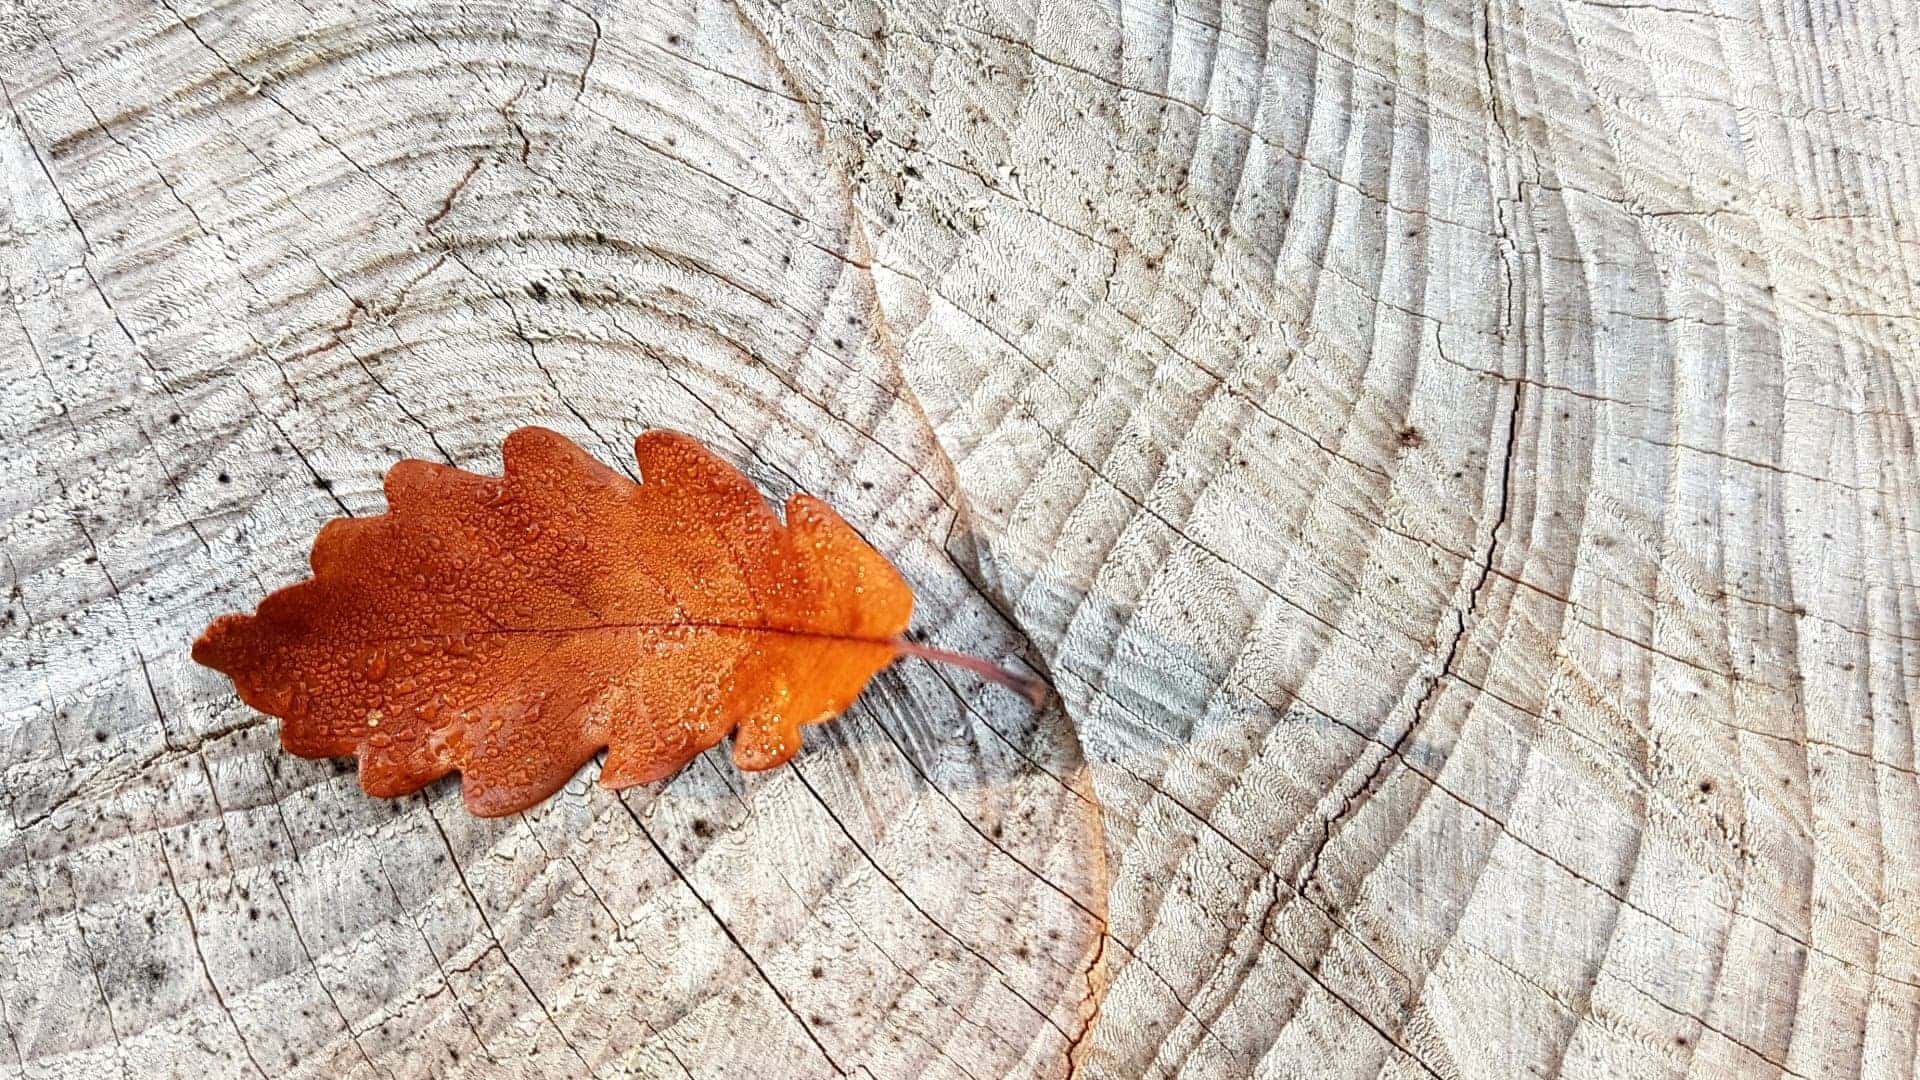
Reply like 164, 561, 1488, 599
338, 620, 903, 649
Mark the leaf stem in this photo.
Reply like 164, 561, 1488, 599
894, 639, 1051, 706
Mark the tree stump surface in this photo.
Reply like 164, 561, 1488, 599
3, 0, 1916, 1077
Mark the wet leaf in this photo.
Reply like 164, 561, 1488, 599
194, 427, 1041, 816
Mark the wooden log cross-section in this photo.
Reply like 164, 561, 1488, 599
3, 0, 1917, 1077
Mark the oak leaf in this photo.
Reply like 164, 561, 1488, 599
193, 427, 1039, 816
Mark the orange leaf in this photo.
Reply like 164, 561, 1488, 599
193, 427, 1042, 816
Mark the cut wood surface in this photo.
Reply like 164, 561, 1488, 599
2, 0, 1915, 1077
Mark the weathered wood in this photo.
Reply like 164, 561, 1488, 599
3, 0, 1915, 1077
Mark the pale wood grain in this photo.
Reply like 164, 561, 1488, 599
4, 0, 1915, 1077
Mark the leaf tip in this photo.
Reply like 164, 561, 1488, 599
190, 613, 244, 672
